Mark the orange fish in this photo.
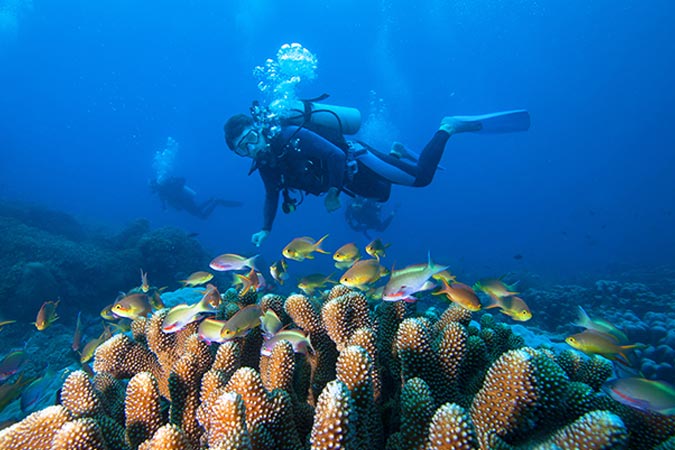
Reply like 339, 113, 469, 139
432, 280, 481, 311
34, 300, 60, 331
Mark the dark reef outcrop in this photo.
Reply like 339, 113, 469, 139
0, 201, 210, 322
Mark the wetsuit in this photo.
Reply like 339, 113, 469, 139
156, 176, 241, 219
254, 126, 451, 231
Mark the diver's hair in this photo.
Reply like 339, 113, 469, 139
224, 114, 254, 150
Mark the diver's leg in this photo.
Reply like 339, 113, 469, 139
197, 198, 218, 219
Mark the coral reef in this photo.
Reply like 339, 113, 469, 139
0, 200, 211, 323
1, 284, 674, 449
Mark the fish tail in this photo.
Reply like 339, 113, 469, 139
483, 293, 503, 309
432, 278, 451, 296
246, 254, 259, 270
314, 234, 331, 253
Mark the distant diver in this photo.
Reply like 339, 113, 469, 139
149, 176, 242, 219
345, 196, 395, 240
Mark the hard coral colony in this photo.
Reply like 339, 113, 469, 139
1, 286, 674, 449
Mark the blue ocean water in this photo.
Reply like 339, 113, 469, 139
2, 0, 674, 280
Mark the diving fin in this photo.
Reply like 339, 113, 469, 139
452, 109, 531, 134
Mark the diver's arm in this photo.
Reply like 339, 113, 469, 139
259, 169, 281, 232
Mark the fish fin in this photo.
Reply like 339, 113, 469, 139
573, 305, 592, 329
314, 234, 331, 253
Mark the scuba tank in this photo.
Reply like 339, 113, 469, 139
284, 95, 361, 135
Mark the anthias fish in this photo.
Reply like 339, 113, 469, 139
339, 259, 388, 290
282, 235, 330, 261
432, 280, 481, 311
34, 300, 60, 331
180, 271, 214, 286
382, 254, 447, 302
298, 273, 335, 295
333, 242, 361, 263
365, 238, 390, 261
111, 293, 152, 320
220, 305, 263, 339
209, 253, 258, 272
603, 377, 675, 415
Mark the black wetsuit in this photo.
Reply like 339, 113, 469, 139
254, 126, 451, 231
155, 176, 241, 219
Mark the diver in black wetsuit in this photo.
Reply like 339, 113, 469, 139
149, 176, 242, 219
345, 196, 395, 240
223, 112, 478, 247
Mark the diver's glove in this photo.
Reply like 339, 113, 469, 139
251, 230, 270, 247
324, 187, 341, 212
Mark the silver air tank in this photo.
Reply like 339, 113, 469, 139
285, 101, 362, 135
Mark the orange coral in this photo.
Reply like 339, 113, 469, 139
125, 372, 164, 449
310, 380, 356, 450
51, 418, 107, 450
202, 391, 251, 449
426, 403, 478, 450
0, 405, 72, 450
60, 370, 102, 418
138, 424, 195, 450
470, 349, 537, 449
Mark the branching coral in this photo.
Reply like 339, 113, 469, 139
4, 285, 675, 450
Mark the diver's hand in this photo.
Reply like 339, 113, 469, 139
251, 230, 270, 247
324, 187, 341, 212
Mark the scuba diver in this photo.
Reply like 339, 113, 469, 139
223, 99, 530, 247
149, 176, 242, 219
345, 196, 395, 240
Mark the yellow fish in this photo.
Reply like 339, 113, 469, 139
282, 234, 330, 261
180, 271, 214, 287
0, 320, 17, 332
34, 300, 60, 331
111, 293, 152, 320
365, 238, 390, 261
139, 269, 150, 293
269, 259, 289, 285
340, 259, 389, 290
198, 318, 228, 344
474, 277, 519, 300
260, 309, 283, 337
432, 270, 457, 284
432, 280, 481, 312
220, 304, 263, 340
333, 243, 361, 264
566, 330, 642, 364
485, 295, 532, 321
79, 327, 112, 364
100, 304, 116, 321
298, 273, 336, 296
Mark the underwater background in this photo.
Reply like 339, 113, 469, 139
1, 0, 675, 446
